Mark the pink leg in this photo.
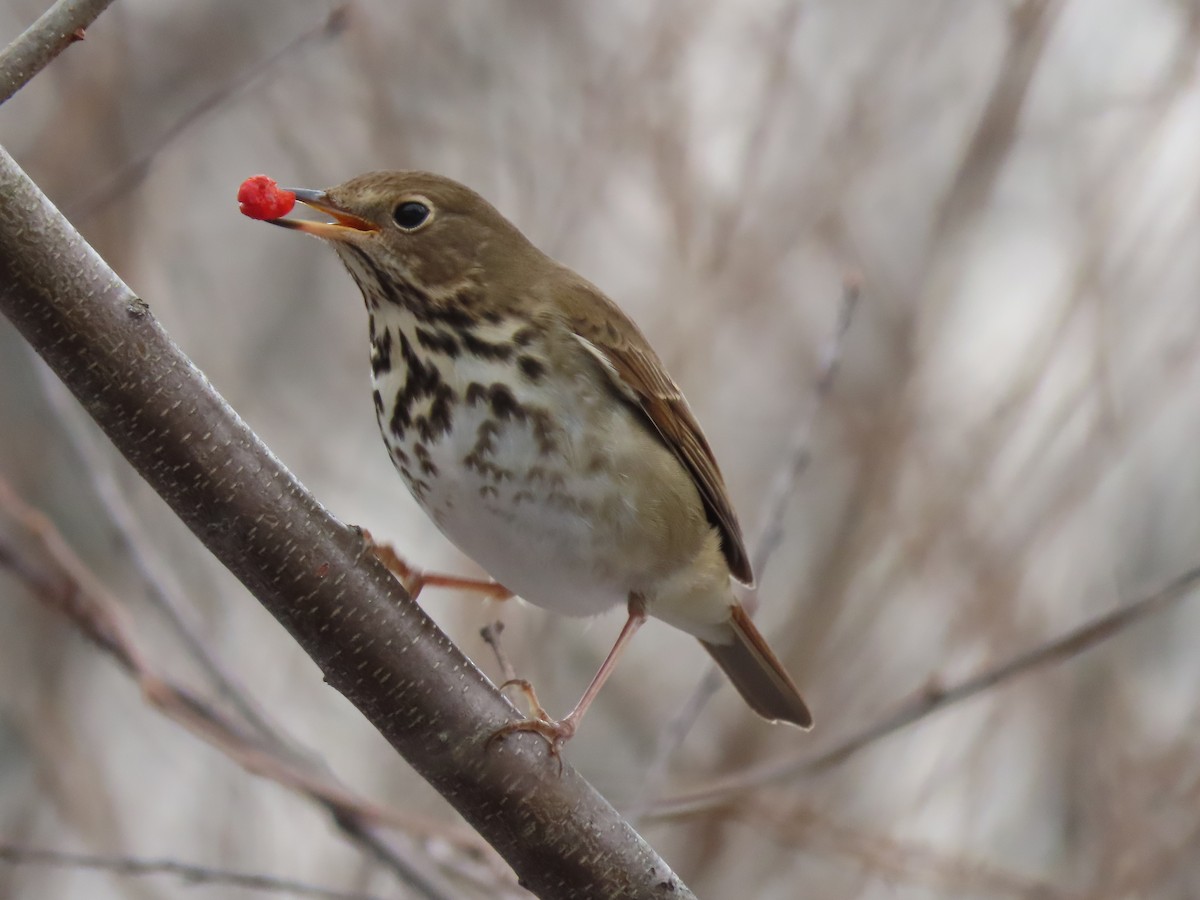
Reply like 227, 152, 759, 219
487, 596, 648, 765
361, 528, 513, 602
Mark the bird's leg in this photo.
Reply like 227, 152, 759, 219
487, 595, 648, 764
358, 528, 513, 603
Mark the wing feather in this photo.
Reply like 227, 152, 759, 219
570, 323, 754, 586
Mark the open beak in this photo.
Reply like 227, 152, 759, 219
270, 188, 378, 239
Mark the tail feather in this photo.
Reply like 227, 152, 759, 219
700, 604, 813, 729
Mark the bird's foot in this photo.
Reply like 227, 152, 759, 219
356, 527, 513, 602
487, 679, 577, 772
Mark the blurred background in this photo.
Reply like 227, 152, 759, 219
3, 0, 1200, 897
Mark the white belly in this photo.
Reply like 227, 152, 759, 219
416, 407, 634, 617
372, 322, 640, 617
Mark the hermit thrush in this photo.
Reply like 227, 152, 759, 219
266, 171, 812, 752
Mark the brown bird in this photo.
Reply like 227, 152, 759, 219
267, 171, 812, 753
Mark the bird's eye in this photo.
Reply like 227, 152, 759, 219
393, 201, 431, 230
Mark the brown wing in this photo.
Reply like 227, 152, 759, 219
565, 297, 755, 586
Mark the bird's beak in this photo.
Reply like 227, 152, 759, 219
270, 188, 379, 239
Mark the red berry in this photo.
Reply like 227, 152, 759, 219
237, 175, 296, 220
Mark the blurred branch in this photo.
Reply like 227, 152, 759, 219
931, 0, 1063, 238
650, 561, 1200, 818
0, 843, 383, 900
704, 0, 805, 272
66, 3, 351, 222
30, 357, 288, 746
0, 146, 694, 900
28, 355, 512, 897
631, 276, 860, 820
16, 1, 348, 758
0, 0, 111, 105
723, 799, 1077, 899
480, 620, 519, 682
749, 273, 861, 583
0, 474, 500, 900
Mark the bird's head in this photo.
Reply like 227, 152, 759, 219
272, 170, 538, 310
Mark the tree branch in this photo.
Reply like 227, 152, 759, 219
0, 474, 505, 899
0, 843, 384, 900
0, 0, 113, 104
630, 276, 860, 822
0, 145, 694, 900
650, 561, 1200, 818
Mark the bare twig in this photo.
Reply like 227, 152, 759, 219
31, 356, 287, 747
749, 274, 861, 584
480, 620, 519, 683
0, 0, 113, 105
630, 277, 860, 820
66, 4, 351, 222
929, 0, 1064, 243
0, 843, 383, 900
0, 474, 502, 900
703, 1, 806, 273
647, 562, 1200, 818
720, 799, 1078, 899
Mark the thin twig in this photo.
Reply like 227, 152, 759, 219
65, 4, 351, 222
749, 273, 861, 584
0, 843, 383, 900
0, 474, 508, 900
720, 799, 1078, 900
630, 276, 860, 821
31, 355, 287, 747
646, 562, 1200, 818
480, 620, 518, 683
0, 0, 113, 105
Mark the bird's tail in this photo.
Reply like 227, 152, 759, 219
700, 604, 813, 729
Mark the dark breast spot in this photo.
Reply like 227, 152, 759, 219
387, 330, 444, 441
463, 382, 558, 453
389, 387, 412, 438
529, 409, 560, 455
465, 382, 488, 406
487, 383, 525, 422
422, 303, 474, 328
413, 443, 439, 477
388, 444, 410, 466
517, 355, 545, 382
371, 326, 393, 376
461, 331, 514, 361
424, 383, 457, 442
415, 327, 460, 357
396, 331, 439, 392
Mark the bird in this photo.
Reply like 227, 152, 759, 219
265, 170, 812, 754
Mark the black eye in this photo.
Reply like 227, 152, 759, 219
393, 201, 430, 230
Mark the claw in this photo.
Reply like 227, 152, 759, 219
485, 715, 576, 775
483, 605, 647, 773
486, 679, 577, 774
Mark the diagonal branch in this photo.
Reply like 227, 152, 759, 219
65, 4, 351, 222
0, 145, 695, 900
0, 474, 504, 899
649, 562, 1200, 818
29, 358, 291, 747
0, 843, 384, 900
0, 0, 113, 104
630, 277, 860, 822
